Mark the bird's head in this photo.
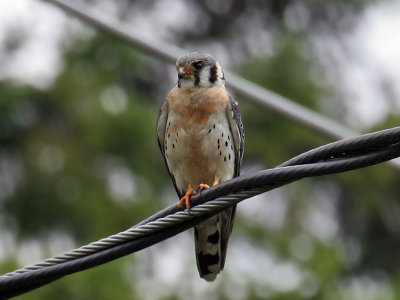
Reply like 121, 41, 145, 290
176, 52, 225, 88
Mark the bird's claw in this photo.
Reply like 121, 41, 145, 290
178, 184, 196, 210
199, 183, 210, 191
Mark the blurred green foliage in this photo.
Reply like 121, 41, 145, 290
1, 1, 399, 299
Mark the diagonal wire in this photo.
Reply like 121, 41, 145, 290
0, 142, 399, 299
41, 0, 400, 170
1, 127, 399, 299
43, 0, 356, 141
4, 127, 399, 277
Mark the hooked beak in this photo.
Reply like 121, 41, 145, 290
178, 67, 190, 80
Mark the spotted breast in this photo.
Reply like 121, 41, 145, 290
156, 52, 244, 281
164, 86, 235, 195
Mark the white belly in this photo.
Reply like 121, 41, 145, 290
165, 112, 235, 195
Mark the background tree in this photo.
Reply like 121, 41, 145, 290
0, 0, 399, 299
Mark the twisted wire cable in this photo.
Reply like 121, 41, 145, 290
0, 127, 399, 298
41, 0, 400, 172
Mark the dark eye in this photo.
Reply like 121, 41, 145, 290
192, 61, 203, 70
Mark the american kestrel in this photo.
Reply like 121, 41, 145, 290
156, 52, 244, 281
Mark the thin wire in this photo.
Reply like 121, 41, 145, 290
42, 0, 357, 141
41, 0, 400, 170
1, 1, 399, 297
1, 127, 399, 299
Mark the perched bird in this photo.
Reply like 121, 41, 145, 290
156, 52, 244, 281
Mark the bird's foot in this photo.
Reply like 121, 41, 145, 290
199, 179, 219, 192
199, 183, 210, 191
178, 184, 196, 209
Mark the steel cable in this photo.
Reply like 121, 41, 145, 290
42, 0, 400, 171
0, 127, 399, 298
0, 1, 397, 298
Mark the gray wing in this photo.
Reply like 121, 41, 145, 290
226, 96, 245, 177
156, 98, 168, 156
217, 96, 244, 270
156, 98, 182, 198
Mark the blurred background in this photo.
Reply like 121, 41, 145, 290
0, 0, 400, 299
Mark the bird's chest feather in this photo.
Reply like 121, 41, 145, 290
164, 87, 235, 189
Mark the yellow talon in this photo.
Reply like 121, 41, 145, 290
199, 183, 210, 190
178, 184, 196, 209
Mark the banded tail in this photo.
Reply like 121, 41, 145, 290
194, 206, 236, 281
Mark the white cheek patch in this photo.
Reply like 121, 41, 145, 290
216, 63, 225, 83
199, 66, 212, 87
177, 62, 225, 88
179, 77, 196, 88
